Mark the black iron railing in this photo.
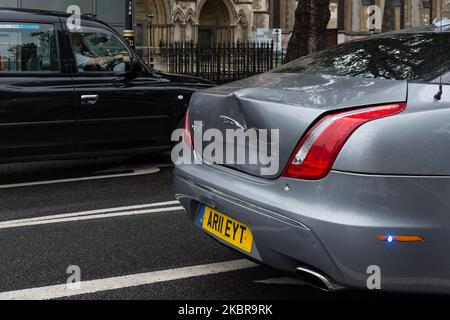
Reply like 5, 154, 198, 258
158, 41, 284, 84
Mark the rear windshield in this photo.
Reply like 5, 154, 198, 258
275, 33, 450, 81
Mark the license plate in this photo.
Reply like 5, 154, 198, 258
198, 205, 254, 253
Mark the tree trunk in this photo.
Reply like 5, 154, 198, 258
284, 0, 331, 63
382, 0, 396, 32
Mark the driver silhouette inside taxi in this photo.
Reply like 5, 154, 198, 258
71, 33, 124, 72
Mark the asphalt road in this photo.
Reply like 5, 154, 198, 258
0, 153, 427, 300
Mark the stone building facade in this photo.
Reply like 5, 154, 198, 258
135, 0, 260, 46
135, 0, 450, 47
4, 0, 450, 48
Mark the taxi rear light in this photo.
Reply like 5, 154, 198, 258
282, 103, 407, 180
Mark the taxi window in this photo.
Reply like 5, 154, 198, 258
69, 27, 132, 73
0, 23, 59, 72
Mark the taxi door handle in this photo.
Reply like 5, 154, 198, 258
81, 95, 99, 106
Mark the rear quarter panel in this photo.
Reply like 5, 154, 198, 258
334, 83, 450, 175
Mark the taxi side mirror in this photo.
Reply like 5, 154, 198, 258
126, 59, 143, 78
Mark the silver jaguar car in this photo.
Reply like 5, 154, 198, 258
174, 24, 450, 294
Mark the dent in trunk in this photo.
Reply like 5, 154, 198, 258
188, 73, 408, 178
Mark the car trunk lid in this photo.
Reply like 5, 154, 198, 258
188, 72, 408, 178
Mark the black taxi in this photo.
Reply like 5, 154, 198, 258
0, 8, 213, 162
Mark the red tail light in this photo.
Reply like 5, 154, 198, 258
283, 103, 407, 180
183, 109, 194, 149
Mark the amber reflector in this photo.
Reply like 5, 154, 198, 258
377, 235, 424, 242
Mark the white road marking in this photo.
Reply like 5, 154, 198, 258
0, 167, 161, 189
254, 277, 305, 286
0, 206, 184, 230
1, 200, 180, 225
0, 259, 259, 300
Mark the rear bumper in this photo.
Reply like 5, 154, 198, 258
174, 163, 450, 294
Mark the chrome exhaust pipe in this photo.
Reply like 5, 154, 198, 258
296, 267, 345, 292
